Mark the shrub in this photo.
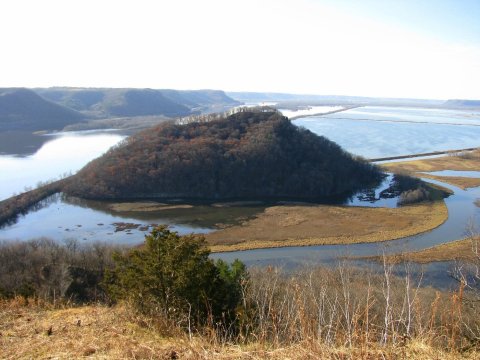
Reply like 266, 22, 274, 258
104, 226, 246, 330
398, 187, 430, 205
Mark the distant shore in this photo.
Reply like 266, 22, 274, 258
370, 147, 478, 162
287, 105, 359, 120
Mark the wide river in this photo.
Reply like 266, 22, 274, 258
294, 106, 480, 158
1, 106, 479, 286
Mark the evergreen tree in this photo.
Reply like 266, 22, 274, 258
105, 225, 246, 329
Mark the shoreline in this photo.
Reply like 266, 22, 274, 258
0, 179, 67, 227
209, 152, 480, 254
207, 200, 448, 253
360, 237, 479, 264
286, 105, 359, 120
370, 147, 478, 162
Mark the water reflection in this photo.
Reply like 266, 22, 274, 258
0, 131, 52, 156
0, 131, 125, 200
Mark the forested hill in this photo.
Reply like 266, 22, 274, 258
64, 110, 382, 200
35, 88, 241, 118
0, 88, 85, 131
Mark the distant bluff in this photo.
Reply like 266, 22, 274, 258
64, 110, 382, 200
0, 88, 85, 131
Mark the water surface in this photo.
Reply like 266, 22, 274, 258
0, 130, 125, 200
212, 179, 480, 267
294, 107, 480, 158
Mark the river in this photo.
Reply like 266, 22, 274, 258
0, 107, 479, 287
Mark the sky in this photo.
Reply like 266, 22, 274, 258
0, 0, 479, 100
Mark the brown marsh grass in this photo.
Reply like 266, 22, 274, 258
1, 262, 479, 359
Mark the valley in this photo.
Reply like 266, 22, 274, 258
1, 104, 479, 269
1, 94, 480, 360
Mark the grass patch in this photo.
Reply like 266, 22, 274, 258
365, 237, 479, 264
382, 150, 480, 189
418, 174, 480, 190
207, 200, 448, 252
109, 202, 193, 212
382, 149, 480, 173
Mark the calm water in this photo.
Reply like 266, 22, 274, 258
0, 194, 228, 244
0, 131, 125, 200
0, 177, 401, 244
330, 106, 480, 126
212, 179, 480, 266
294, 106, 480, 158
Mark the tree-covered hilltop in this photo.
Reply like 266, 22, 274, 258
64, 109, 383, 200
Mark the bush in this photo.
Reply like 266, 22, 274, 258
0, 238, 116, 303
104, 226, 246, 330
398, 187, 430, 205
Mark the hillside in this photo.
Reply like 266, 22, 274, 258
2, 302, 474, 360
64, 109, 382, 200
0, 88, 86, 131
35, 88, 241, 118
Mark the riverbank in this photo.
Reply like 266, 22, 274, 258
285, 105, 359, 120
208, 151, 479, 252
370, 147, 479, 162
0, 179, 67, 227
382, 148, 480, 189
207, 200, 447, 252
364, 237, 478, 264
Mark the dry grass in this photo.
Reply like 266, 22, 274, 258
382, 149, 480, 173
377, 238, 480, 264
0, 301, 167, 359
415, 174, 480, 190
1, 299, 477, 360
109, 202, 194, 212
381, 150, 480, 190
207, 201, 447, 252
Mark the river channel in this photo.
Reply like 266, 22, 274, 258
0, 107, 479, 288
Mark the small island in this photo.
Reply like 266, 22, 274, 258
64, 109, 383, 200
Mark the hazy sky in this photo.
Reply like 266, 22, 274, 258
1, 0, 479, 100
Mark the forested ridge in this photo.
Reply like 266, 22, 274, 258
65, 110, 382, 200
0, 88, 85, 131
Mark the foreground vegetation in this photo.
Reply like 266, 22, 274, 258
3, 300, 478, 359
1, 228, 479, 359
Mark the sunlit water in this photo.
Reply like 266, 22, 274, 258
0, 176, 401, 245
0, 131, 125, 200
